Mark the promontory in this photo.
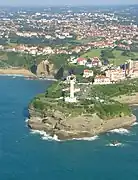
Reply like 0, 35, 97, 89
27, 76, 138, 140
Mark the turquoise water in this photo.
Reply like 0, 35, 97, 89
0, 76, 138, 180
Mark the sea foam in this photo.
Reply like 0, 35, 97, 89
30, 130, 60, 141
42, 134, 60, 141
109, 128, 130, 135
30, 130, 99, 142
106, 143, 124, 147
131, 122, 138, 126
72, 135, 99, 141
25, 118, 29, 123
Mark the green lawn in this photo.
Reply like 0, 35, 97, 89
74, 36, 105, 44
82, 49, 101, 58
8, 42, 17, 47
81, 49, 138, 65
109, 50, 138, 65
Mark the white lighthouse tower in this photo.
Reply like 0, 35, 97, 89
70, 78, 75, 98
127, 59, 134, 77
65, 75, 78, 103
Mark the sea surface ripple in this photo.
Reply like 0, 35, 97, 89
0, 76, 138, 180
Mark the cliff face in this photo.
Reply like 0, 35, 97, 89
36, 60, 56, 77
28, 106, 136, 140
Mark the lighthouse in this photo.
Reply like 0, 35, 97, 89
70, 77, 75, 98
65, 75, 77, 103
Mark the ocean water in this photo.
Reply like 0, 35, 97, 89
0, 76, 138, 180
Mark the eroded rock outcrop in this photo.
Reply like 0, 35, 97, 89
36, 60, 55, 77
28, 107, 136, 140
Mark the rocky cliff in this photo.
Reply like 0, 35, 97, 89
28, 106, 136, 140
36, 60, 56, 77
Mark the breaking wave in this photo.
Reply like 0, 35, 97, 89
30, 130, 99, 142
131, 122, 138, 126
25, 118, 29, 123
72, 136, 99, 141
106, 143, 124, 147
30, 130, 60, 141
42, 134, 60, 141
108, 128, 130, 135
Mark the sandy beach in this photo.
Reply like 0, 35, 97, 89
0, 68, 36, 77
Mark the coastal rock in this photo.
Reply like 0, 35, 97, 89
36, 60, 55, 77
28, 108, 136, 140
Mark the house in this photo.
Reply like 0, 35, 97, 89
93, 75, 111, 84
105, 69, 126, 82
69, 56, 77, 64
86, 62, 93, 68
77, 57, 87, 66
83, 69, 94, 78
92, 57, 102, 67
86, 59, 93, 68
43, 47, 53, 54
127, 60, 138, 77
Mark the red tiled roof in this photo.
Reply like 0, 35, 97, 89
84, 69, 89, 72
77, 57, 86, 62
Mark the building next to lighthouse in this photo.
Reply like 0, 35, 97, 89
127, 60, 138, 77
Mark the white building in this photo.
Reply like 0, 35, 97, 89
94, 75, 111, 85
69, 57, 77, 64
127, 60, 138, 78
77, 57, 87, 66
105, 69, 126, 82
43, 47, 53, 54
83, 69, 94, 78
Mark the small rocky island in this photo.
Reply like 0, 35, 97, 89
28, 76, 138, 140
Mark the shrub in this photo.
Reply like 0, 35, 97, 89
32, 100, 45, 110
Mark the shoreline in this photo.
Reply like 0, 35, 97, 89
0, 68, 58, 81
0, 68, 36, 77
28, 115, 136, 141
27, 84, 138, 141
28, 109, 136, 140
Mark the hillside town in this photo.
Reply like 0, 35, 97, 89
1, 2, 138, 180
0, 6, 138, 55
0, 6, 138, 85
66, 56, 138, 84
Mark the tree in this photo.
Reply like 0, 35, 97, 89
101, 49, 115, 59
121, 50, 135, 57
30, 64, 37, 74
54, 66, 64, 80
88, 76, 94, 83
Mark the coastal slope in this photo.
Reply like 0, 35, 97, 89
27, 79, 138, 140
0, 68, 36, 77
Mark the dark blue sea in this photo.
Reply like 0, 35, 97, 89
0, 76, 138, 180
